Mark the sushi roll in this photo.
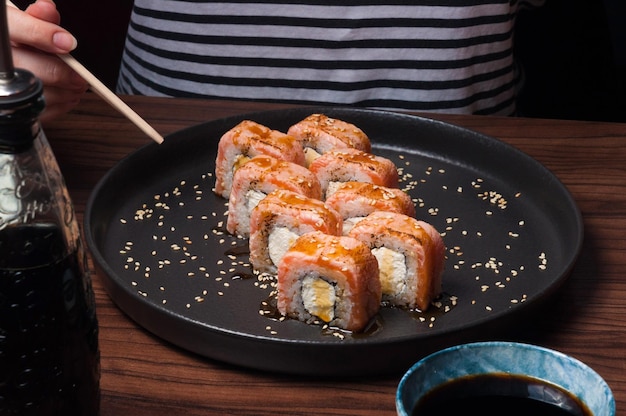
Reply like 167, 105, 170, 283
325, 181, 416, 235
226, 155, 322, 237
308, 148, 399, 199
287, 114, 371, 166
249, 189, 343, 275
214, 120, 306, 198
277, 231, 381, 332
348, 211, 445, 311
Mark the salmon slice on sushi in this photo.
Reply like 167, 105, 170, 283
227, 155, 322, 237
286, 114, 371, 166
325, 181, 416, 235
348, 211, 446, 312
277, 231, 381, 332
308, 148, 399, 199
214, 120, 306, 198
249, 189, 343, 275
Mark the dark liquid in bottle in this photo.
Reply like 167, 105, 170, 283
412, 373, 593, 416
0, 224, 100, 415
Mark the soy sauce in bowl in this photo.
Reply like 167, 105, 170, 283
413, 373, 592, 416
396, 342, 614, 416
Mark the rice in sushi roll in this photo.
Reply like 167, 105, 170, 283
277, 231, 381, 332
308, 148, 399, 199
348, 211, 445, 311
214, 120, 306, 198
226, 155, 322, 237
287, 114, 371, 166
325, 181, 416, 235
249, 189, 343, 275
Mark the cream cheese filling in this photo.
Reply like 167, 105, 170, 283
342, 216, 366, 235
302, 275, 336, 323
268, 226, 299, 267
245, 189, 266, 214
371, 246, 407, 297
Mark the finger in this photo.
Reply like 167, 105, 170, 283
12, 47, 88, 90
39, 86, 85, 123
23, 0, 61, 25
7, 2, 77, 54
42, 85, 86, 108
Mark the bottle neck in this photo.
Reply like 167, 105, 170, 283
0, 93, 45, 153
0, 65, 45, 153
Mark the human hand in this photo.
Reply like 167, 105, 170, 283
7, 0, 88, 122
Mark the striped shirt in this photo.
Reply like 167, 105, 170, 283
117, 0, 544, 115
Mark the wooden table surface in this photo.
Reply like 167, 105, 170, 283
44, 93, 626, 415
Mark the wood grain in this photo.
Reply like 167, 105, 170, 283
44, 93, 626, 415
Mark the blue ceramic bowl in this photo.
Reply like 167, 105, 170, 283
396, 341, 614, 416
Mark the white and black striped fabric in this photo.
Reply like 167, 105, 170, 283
117, 0, 543, 115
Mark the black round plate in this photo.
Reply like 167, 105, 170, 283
85, 107, 583, 376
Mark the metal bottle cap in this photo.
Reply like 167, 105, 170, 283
1, 2, 43, 108
0, 3, 44, 149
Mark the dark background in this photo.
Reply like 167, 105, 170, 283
13, 0, 133, 89
515, 0, 625, 122
12, 0, 626, 123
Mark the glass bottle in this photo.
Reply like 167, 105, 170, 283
0, 4, 100, 415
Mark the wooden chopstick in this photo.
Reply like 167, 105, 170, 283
58, 54, 164, 144
6, 0, 164, 144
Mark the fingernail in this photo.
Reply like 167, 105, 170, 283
52, 32, 78, 51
